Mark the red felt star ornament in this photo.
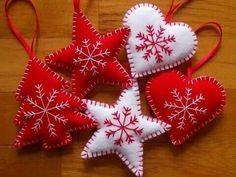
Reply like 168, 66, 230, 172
45, 4, 132, 98
14, 58, 97, 150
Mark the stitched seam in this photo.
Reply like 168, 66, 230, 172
81, 80, 170, 176
145, 70, 226, 145
46, 10, 132, 98
15, 58, 70, 101
14, 89, 96, 150
123, 3, 198, 78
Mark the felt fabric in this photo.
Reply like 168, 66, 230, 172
81, 81, 171, 177
14, 58, 97, 150
15, 58, 69, 101
45, 8, 132, 98
146, 71, 226, 145
123, 3, 197, 78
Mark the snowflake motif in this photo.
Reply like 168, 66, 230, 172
164, 88, 207, 129
136, 25, 176, 63
23, 84, 69, 137
73, 39, 110, 75
104, 107, 143, 146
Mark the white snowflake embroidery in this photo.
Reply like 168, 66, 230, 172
136, 25, 176, 63
24, 84, 69, 137
104, 107, 143, 146
164, 88, 207, 129
73, 39, 110, 75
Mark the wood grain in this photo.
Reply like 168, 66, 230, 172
0, 0, 235, 177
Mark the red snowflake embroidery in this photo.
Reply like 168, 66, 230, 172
136, 25, 176, 63
104, 107, 143, 146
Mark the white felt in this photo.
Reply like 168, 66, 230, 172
124, 3, 197, 78
139, 115, 168, 139
82, 81, 171, 176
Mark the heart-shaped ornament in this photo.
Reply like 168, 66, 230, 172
123, 3, 197, 78
146, 71, 226, 145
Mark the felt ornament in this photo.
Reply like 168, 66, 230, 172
146, 23, 226, 145
123, 1, 197, 78
45, 0, 132, 98
81, 81, 171, 177
14, 58, 97, 150
5, 0, 97, 150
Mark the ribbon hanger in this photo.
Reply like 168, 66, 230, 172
164, 1, 223, 79
5, 0, 40, 59
73, 0, 80, 12
187, 22, 223, 80
165, 0, 192, 22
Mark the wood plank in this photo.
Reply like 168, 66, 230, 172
0, 0, 99, 39
61, 135, 236, 177
1, 61, 235, 93
0, 146, 61, 177
99, 0, 236, 35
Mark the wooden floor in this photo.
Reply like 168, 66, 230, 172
0, 0, 236, 177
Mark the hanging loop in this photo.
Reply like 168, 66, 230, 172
165, 0, 192, 22
187, 22, 223, 79
5, 0, 40, 59
73, 0, 80, 12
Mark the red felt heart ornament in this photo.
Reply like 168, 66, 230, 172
146, 71, 225, 145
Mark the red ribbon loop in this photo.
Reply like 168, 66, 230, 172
73, 0, 80, 12
5, 0, 39, 59
187, 22, 223, 79
165, 0, 192, 22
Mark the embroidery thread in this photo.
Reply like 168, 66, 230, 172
164, 88, 207, 129
136, 25, 176, 63
104, 107, 143, 146
73, 39, 109, 76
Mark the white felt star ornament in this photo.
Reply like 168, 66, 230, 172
81, 81, 171, 176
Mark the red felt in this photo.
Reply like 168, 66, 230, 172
165, 0, 192, 22
5, 0, 126, 150
5, 0, 39, 59
14, 58, 97, 150
146, 71, 226, 145
15, 58, 69, 101
45, 10, 132, 98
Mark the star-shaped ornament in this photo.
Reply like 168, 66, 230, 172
81, 81, 171, 176
14, 58, 97, 150
45, 4, 132, 98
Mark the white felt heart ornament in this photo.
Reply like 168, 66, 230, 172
123, 3, 198, 78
